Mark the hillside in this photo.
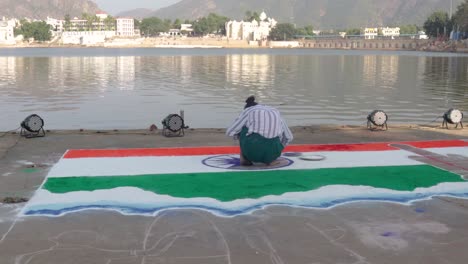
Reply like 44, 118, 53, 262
116, 8, 153, 19
0, 0, 101, 20
149, 0, 463, 28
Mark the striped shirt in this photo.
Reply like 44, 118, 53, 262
226, 104, 293, 146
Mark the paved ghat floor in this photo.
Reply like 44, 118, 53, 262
0, 125, 467, 264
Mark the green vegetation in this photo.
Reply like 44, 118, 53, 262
81, 13, 116, 31
345, 28, 361, 36
173, 18, 182, 29
453, 0, 468, 31
14, 21, 52, 41
81, 13, 95, 31
423, 11, 452, 38
192, 13, 229, 35
296, 25, 315, 36
103, 16, 116, 31
64, 14, 71, 31
140, 17, 172, 36
270, 23, 316, 40
399, 24, 419, 35
244, 10, 261, 21
62, 13, 116, 32
134, 19, 141, 30
138, 13, 228, 36
269, 23, 297, 40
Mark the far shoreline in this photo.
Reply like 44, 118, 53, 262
1, 37, 467, 53
1, 44, 468, 55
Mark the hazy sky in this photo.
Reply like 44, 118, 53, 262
92, 0, 180, 15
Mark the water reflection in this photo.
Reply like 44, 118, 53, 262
226, 54, 274, 89
361, 56, 400, 89
0, 57, 15, 86
0, 51, 467, 130
117, 57, 136, 90
421, 56, 468, 109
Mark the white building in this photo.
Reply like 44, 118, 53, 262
363, 28, 378, 39
68, 17, 87, 31
46, 17, 64, 32
65, 12, 112, 32
180, 24, 193, 34
62, 31, 115, 45
226, 11, 277, 41
44, 12, 138, 44
380, 27, 400, 37
0, 19, 15, 44
116, 18, 134, 37
96, 11, 108, 21
418, 31, 429, 39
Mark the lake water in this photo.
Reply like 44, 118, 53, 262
0, 48, 467, 130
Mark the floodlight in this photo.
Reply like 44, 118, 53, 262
442, 109, 464, 129
20, 114, 45, 138
161, 114, 188, 137
367, 110, 388, 130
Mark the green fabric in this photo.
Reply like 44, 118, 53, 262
43, 165, 464, 202
239, 127, 284, 164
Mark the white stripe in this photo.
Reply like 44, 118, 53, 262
23, 182, 468, 217
426, 147, 468, 157
47, 150, 423, 178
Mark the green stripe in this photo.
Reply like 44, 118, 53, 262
43, 165, 464, 202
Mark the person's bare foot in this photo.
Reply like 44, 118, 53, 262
240, 154, 253, 166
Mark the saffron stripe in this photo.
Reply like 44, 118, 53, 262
42, 165, 463, 202
62, 140, 468, 159
48, 150, 422, 178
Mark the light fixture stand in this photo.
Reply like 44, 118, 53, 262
161, 114, 189, 137
367, 110, 388, 131
20, 114, 45, 138
442, 109, 463, 129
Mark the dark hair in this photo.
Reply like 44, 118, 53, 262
244, 96, 258, 109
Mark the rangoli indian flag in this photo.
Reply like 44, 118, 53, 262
23, 140, 468, 217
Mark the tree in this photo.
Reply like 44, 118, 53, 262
64, 14, 71, 31
296, 25, 314, 36
173, 18, 182, 29
269, 23, 297, 40
82, 13, 92, 31
244, 11, 260, 21
399, 24, 419, 35
16, 21, 52, 41
164, 19, 172, 27
193, 18, 212, 35
134, 19, 141, 30
140, 17, 171, 36
453, 0, 468, 32
423, 11, 452, 38
192, 13, 229, 35
104, 16, 116, 31
345, 28, 361, 36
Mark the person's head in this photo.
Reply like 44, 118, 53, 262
244, 96, 258, 109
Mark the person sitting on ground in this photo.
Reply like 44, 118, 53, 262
226, 96, 293, 166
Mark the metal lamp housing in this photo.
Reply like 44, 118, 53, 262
443, 109, 464, 129
162, 114, 188, 137
20, 114, 45, 138
367, 110, 388, 130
